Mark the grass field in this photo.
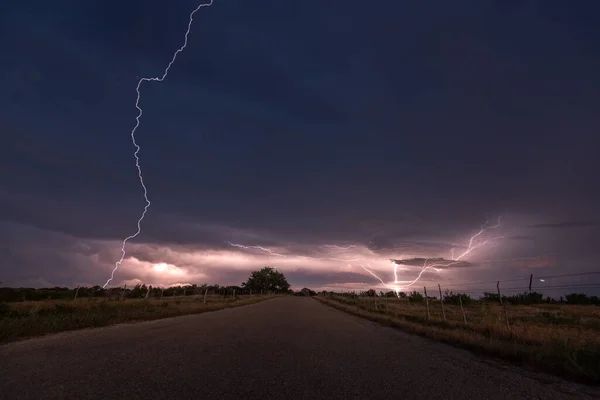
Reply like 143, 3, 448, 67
0, 294, 277, 344
317, 294, 600, 384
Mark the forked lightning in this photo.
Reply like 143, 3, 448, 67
103, 1, 215, 288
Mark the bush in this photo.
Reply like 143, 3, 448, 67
408, 291, 424, 302
443, 290, 472, 305
0, 302, 11, 316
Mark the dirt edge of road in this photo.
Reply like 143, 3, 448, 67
315, 296, 600, 388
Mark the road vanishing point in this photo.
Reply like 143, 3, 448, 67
0, 297, 598, 399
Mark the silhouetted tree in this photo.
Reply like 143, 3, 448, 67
296, 288, 316, 296
565, 293, 600, 305
241, 267, 290, 292
408, 291, 424, 302
363, 289, 377, 297
443, 290, 473, 305
481, 292, 500, 302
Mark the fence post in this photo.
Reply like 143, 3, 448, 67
529, 274, 533, 293
438, 284, 446, 322
161, 288, 164, 300
497, 281, 511, 333
424, 287, 430, 320
73, 286, 80, 301
145, 285, 151, 299
459, 295, 467, 323
120, 285, 127, 301
496, 281, 503, 305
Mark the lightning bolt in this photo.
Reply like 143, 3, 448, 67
103, 1, 215, 288
225, 241, 288, 257
395, 217, 503, 290
319, 244, 356, 250
226, 217, 503, 295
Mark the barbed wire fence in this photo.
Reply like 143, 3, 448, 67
322, 271, 600, 332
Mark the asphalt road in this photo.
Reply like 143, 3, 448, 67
1, 297, 598, 400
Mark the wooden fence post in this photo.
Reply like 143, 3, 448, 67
161, 288, 164, 300
203, 288, 208, 303
497, 281, 511, 333
529, 274, 533, 293
73, 286, 80, 301
120, 285, 127, 301
496, 281, 503, 305
438, 284, 446, 322
145, 285, 151, 299
459, 295, 467, 323
424, 287, 430, 320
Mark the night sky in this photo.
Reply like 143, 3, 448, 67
1, 0, 599, 296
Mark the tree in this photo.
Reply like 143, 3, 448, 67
296, 288, 316, 296
241, 267, 291, 292
407, 291, 424, 302
363, 289, 377, 297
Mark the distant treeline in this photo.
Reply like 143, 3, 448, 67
0, 284, 291, 303
321, 289, 600, 306
3, 285, 598, 305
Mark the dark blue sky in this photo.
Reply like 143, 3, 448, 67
1, 0, 599, 294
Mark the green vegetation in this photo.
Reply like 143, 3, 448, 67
241, 266, 291, 293
317, 291, 600, 384
294, 288, 317, 296
0, 294, 278, 344
0, 267, 292, 343
0, 284, 257, 302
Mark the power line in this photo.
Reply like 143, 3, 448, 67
415, 271, 600, 292
537, 271, 600, 280
427, 277, 529, 289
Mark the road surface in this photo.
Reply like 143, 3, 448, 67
0, 297, 598, 399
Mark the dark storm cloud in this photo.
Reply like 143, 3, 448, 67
1, 0, 600, 290
284, 270, 375, 287
528, 221, 600, 229
0, 222, 112, 287
508, 235, 533, 240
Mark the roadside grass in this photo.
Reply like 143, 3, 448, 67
0, 295, 277, 344
316, 295, 600, 385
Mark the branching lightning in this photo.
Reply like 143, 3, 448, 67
319, 244, 356, 253
103, 1, 215, 288
225, 241, 288, 257
394, 217, 503, 290
226, 217, 504, 295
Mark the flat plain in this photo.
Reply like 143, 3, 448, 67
318, 294, 600, 384
1, 297, 599, 399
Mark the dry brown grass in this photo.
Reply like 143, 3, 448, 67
317, 295, 600, 384
0, 295, 277, 344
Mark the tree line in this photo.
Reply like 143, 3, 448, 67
4, 265, 598, 306
0, 267, 294, 302
321, 289, 600, 306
